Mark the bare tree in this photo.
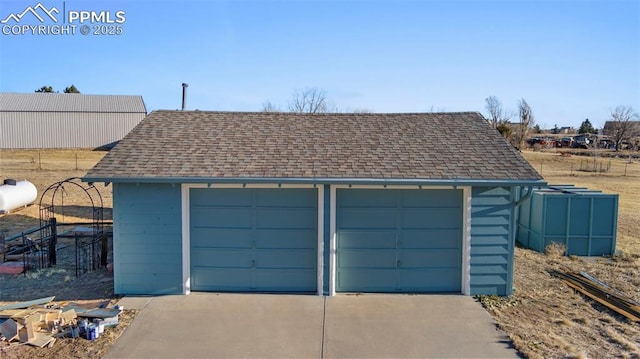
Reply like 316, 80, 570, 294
603, 106, 640, 151
261, 101, 280, 112
484, 96, 511, 129
513, 98, 534, 149
288, 87, 328, 113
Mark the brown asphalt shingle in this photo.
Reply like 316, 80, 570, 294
84, 111, 542, 181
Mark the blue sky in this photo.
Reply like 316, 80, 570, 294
0, 0, 638, 129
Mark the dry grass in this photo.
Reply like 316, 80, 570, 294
483, 150, 640, 358
545, 242, 567, 258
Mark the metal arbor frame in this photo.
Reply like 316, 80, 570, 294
38, 177, 106, 276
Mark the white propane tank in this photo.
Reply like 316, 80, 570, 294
0, 180, 38, 213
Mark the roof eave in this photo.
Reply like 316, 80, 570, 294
82, 176, 547, 187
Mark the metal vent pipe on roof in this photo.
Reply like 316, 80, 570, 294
181, 83, 188, 111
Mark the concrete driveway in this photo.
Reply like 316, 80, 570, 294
105, 294, 518, 359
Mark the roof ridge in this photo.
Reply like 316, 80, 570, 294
152, 109, 482, 116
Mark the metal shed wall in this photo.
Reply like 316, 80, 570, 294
0, 112, 145, 149
517, 185, 618, 256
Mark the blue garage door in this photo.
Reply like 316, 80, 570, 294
337, 189, 462, 293
190, 188, 317, 292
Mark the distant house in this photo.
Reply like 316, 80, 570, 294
0, 93, 146, 149
84, 111, 545, 297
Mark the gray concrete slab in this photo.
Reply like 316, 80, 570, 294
323, 294, 518, 358
105, 293, 324, 359
115, 296, 155, 310
105, 294, 518, 359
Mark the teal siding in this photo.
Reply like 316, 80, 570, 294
189, 188, 317, 292
470, 187, 513, 296
336, 189, 462, 293
113, 183, 182, 295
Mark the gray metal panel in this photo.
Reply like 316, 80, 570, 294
0, 112, 145, 148
0, 93, 146, 113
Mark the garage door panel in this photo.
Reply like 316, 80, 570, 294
191, 249, 253, 268
255, 249, 316, 268
399, 249, 461, 268
401, 208, 461, 229
338, 190, 398, 207
402, 190, 461, 208
337, 230, 396, 249
191, 207, 252, 228
337, 269, 396, 291
190, 228, 253, 248
256, 208, 317, 229
338, 208, 397, 229
255, 189, 317, 207
337, 189, 462, 293
254, 230, 317, 249
338, 249, 397, 268
191, 188, 252, 206
192, 268, 252, 290
398, 268, 461, 291
256, 269, 316, 291
190, 188, 317, 292
400, 230, 461, 249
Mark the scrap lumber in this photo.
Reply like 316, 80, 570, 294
60, 309, 77, 324
0, 319, 20, 341
62, 304, 119, 319
0, 310, 29, 319
0, 296, 55, 311
27, 333, 54, 348
552, 270, 640, 322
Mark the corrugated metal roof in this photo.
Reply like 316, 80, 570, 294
0, 93, 146, 113
85, 110, 544, 182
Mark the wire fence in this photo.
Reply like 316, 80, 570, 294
531, 151, 640, 178
0, 149, 106, 172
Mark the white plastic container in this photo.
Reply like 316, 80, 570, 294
0, 180, 38, 213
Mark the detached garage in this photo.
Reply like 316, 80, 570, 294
84, 110, 545, 296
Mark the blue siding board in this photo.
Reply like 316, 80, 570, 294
470, 264, 508, 274
113, 183, 182, 295
471, 236, 509, 246
470, 274, 507, 285
471, 215, 510, 226
470, 225, 509, 236
470, 245, 509, 255
470, 187, 514, 296
470, 255, 509, 265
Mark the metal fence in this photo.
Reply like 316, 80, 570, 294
531, 152, 640, 178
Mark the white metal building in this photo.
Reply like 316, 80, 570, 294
0, 93, 147, 149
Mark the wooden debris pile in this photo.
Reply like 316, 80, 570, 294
0, 296, 121, 348
552, 270, 640, 322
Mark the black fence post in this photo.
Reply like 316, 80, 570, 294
49, 217, 57, 266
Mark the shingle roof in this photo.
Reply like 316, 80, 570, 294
84, 110, 543, 182
0, 93, 146, 113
